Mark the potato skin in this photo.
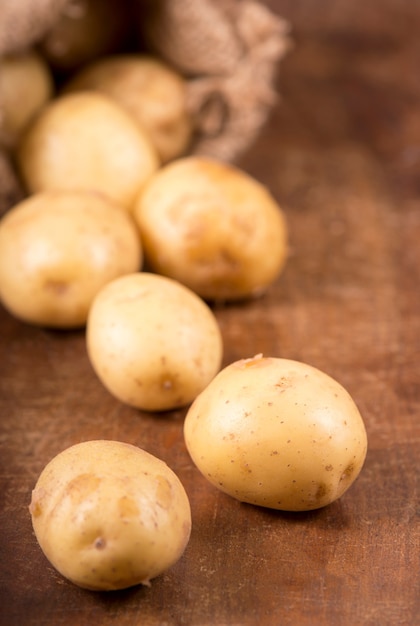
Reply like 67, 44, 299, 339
17, 91, 159, 210
29, 440, 192, 590
133, 156, 288, 301
184, 355, 368, 511
86, 272, 223, 411
0, 190, 142, 327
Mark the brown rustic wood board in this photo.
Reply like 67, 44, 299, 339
1, 1, 419, 624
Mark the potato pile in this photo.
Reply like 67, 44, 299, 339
0, 190, 142, 327
0, 41, 289, 309
0, 4, 367, 593
0, 43, 290, 420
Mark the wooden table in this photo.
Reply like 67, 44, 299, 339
1, 1, 419, 624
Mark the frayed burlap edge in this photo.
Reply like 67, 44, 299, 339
136, 0, 292, 161
0, 0, 69, 55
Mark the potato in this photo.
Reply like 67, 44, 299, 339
17, 91, 159, 210
0, 50, 53, 148
39, 0, 129, 73
184, 355, 368, 511
29, 440, 192, 590
133, 156, 288, 301
86, 272, 223, 411
0, 190, 142, 327
65, 54, 192, 163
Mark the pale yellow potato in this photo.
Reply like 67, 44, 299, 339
65, 54, 192, 163
0, 50, 53, 148
184, 355, 368, 511
17, 91, 159, 210
133, 157, 288, 301
86, 272, 223, 411
0, 190, 142, 327
29, 440, 192, 590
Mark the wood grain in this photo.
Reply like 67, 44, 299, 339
1, 1, 419, 624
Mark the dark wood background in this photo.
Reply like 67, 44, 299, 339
1, 1, 419, 624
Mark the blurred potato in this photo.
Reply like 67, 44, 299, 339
0, 51, 53, 148
133, 156, 289, 301
17, 91, 159, 210
65, 54, 193, 163
0, 190, 142, 328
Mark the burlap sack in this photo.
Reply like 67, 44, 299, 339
0, 0, 291, 215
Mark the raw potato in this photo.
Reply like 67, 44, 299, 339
29, 440, 192, 590
65, 54, 193, 163
86, 272, 223, 411
39, 0, 129, 73
184, 355, 368, 511
133, 157, 288, 301
0, 190, 142, 327
0, 50, 53, 148
17, 91, 159, 210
